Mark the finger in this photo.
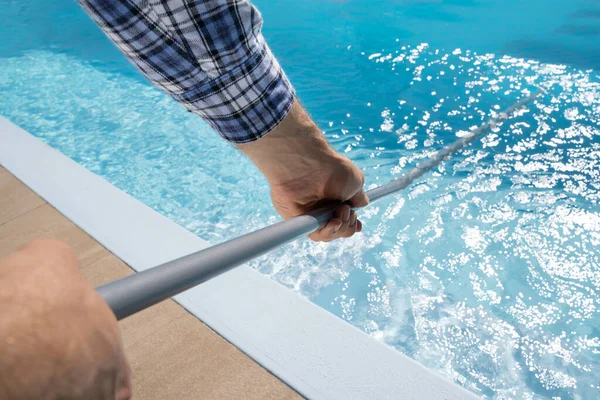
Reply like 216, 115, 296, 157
349, 211, 358, 228
356, 220, 363, 232
309, 205, 350, 242
341, 205, 351, 224
337, 210, 358, 238
349, 189, 369, 208
308, 218, 343, 242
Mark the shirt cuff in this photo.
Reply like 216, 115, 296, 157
171, 34, 295, 144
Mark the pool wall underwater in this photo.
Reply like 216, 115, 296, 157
0, 116, 477, 399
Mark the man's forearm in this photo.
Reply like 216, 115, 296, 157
237, 100, 336, 186
79, 0, 367, 242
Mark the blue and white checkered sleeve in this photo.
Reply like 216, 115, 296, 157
78, 0, 295, 143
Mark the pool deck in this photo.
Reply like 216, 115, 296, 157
0, 166, 299, 400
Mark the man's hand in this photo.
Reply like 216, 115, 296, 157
239, 100, 369, 242
0, 240, 132, 400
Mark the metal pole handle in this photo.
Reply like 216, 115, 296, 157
98, 92, 540, 320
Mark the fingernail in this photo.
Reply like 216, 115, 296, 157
343, 208, 351, 222
349, 213, 357, 227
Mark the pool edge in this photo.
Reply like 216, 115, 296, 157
0, 116, 479, 400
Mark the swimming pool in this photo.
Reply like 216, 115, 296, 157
1, 0, 599, 398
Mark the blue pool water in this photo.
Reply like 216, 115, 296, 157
2, 0, 600, 398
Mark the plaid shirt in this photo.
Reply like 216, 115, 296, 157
78, 0, 295, 143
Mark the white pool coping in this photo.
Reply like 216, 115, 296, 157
0, 116, 478, 400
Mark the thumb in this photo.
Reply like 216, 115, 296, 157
348, 188, 369, 208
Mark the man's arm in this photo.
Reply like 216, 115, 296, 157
78, 0, 368, 241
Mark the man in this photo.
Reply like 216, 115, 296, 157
0, 0, 368, 398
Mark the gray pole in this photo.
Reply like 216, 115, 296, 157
97, 92, 540, 320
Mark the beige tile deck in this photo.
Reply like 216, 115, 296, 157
0, 166, 300, 400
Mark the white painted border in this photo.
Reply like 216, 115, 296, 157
0, 117, 478, 400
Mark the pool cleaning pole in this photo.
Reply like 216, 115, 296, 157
97, 92, 540, 320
